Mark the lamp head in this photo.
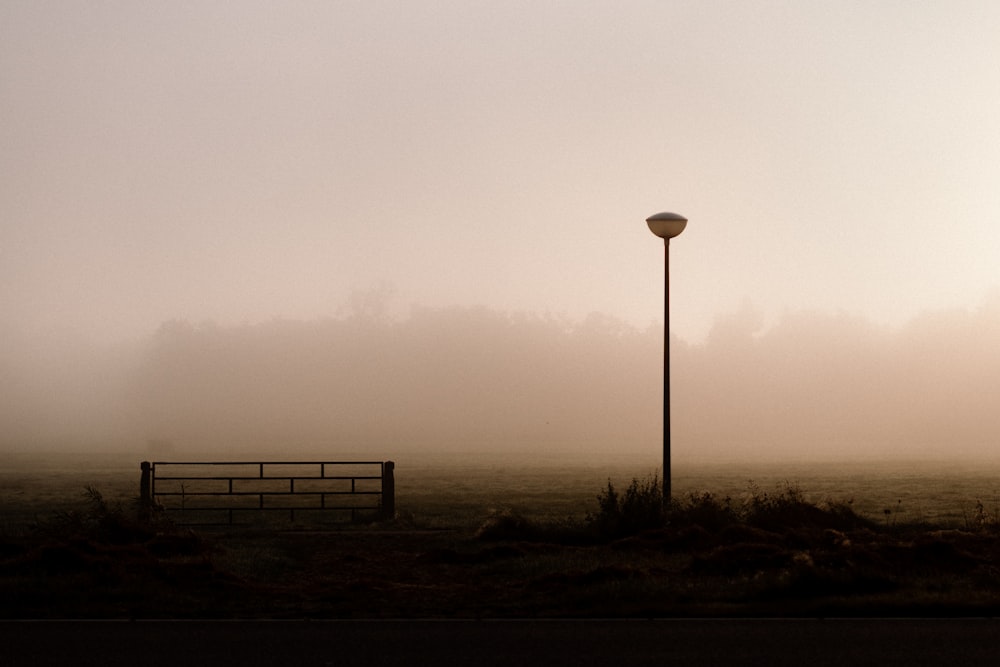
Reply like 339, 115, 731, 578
646, 212, 687, 239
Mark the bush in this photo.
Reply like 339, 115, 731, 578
33, 486, 155, 545
588, 477, 872, 540
740, 480, 868, 533
589, 474, 666, 538
475, 508, 537, 541
474, 508, 590, 543
671, 491, 739, 532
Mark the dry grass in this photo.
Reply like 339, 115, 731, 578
4, 454, 1000, 618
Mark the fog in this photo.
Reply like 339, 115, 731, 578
5, 290, 1000, 464
6, 4, 1000, 467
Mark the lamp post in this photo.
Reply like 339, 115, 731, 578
646, 211, 687, 503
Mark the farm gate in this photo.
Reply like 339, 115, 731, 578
139, 460, 395, 525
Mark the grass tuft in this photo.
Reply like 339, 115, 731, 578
475, 508, 538, 541
585, 475, 876, 541
588, 474, 666, 538
31, 485, 157, 545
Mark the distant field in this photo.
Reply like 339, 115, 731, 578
4, 449, 1000, 529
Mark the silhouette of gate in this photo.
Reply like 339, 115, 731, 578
140, 460, 395, 525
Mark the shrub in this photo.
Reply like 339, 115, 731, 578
740, 480, 869, 533
589, 474, 665, 538
963, 498, 1000, 533
589, 477, 872, 540
474, 508, 590, 543
671, 491, 739, 532
33, 486, 155, 545
475, 508, 537, 541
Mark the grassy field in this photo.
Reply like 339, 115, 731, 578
3, 450, 1000, 618
5, 450, 999, 529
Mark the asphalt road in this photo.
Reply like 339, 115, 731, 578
2, 619, 997, 666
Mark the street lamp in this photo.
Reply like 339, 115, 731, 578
646, 211, 687, 503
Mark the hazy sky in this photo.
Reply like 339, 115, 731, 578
4, 1, 1000, 346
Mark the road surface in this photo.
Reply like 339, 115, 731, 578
3, 619, 997, 666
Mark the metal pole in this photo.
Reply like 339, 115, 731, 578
381, 460, 396, 520
139, 461, 151, 521
663, 239, 672, 503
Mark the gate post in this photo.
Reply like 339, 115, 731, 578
139, 461, 152, 521
381, 461, 395, 520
